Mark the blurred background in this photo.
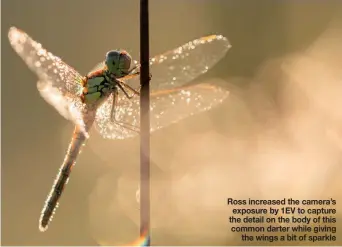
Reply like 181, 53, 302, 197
2, 0, 342, 245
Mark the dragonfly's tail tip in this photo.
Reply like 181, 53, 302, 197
38, 218, 49, 232
38, 224, 48, 233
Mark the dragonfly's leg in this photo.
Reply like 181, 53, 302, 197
116, 81, 137, 99
117, 80, 141, 99
115, 121, 140, 134
111, 119, 140, 134
108, 89, 140, 133
121, 72, 152, 96
123, 80, 141, 96
122, 71, 152, 94
110, 90, 118, 123
128, 66, 139, 75
111, 111, 140, 134
111, 109, 140, 134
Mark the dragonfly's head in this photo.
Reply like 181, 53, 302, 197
105, 50, 132, 78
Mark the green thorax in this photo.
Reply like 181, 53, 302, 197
83, 70, 117, 106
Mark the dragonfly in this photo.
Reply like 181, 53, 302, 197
8, 27, 231, 232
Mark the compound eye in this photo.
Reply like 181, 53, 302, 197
112, 61, 115, 65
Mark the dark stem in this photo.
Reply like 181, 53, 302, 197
140, 0, 151, 246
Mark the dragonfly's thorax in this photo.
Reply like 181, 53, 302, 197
81, 69, 117, 106
104, 70, 119, 82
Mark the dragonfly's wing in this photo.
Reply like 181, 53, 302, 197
94, 80, 229, 139
90, 35, 231, 90
94, 92, 139, 139
8, 27, 83, 96
8, 27, 87, 132
90, 61, 106, 73
37, 79, 88, 135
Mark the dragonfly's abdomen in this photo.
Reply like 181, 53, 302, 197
39, 126, 87, 232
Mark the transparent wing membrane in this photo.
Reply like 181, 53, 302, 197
95, 82, 229, 139
132, 35, 231, 90
90, 61, 105, 73
8, 27, 87, 131
37, 80, 88, 135
91, 35, 231, 90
